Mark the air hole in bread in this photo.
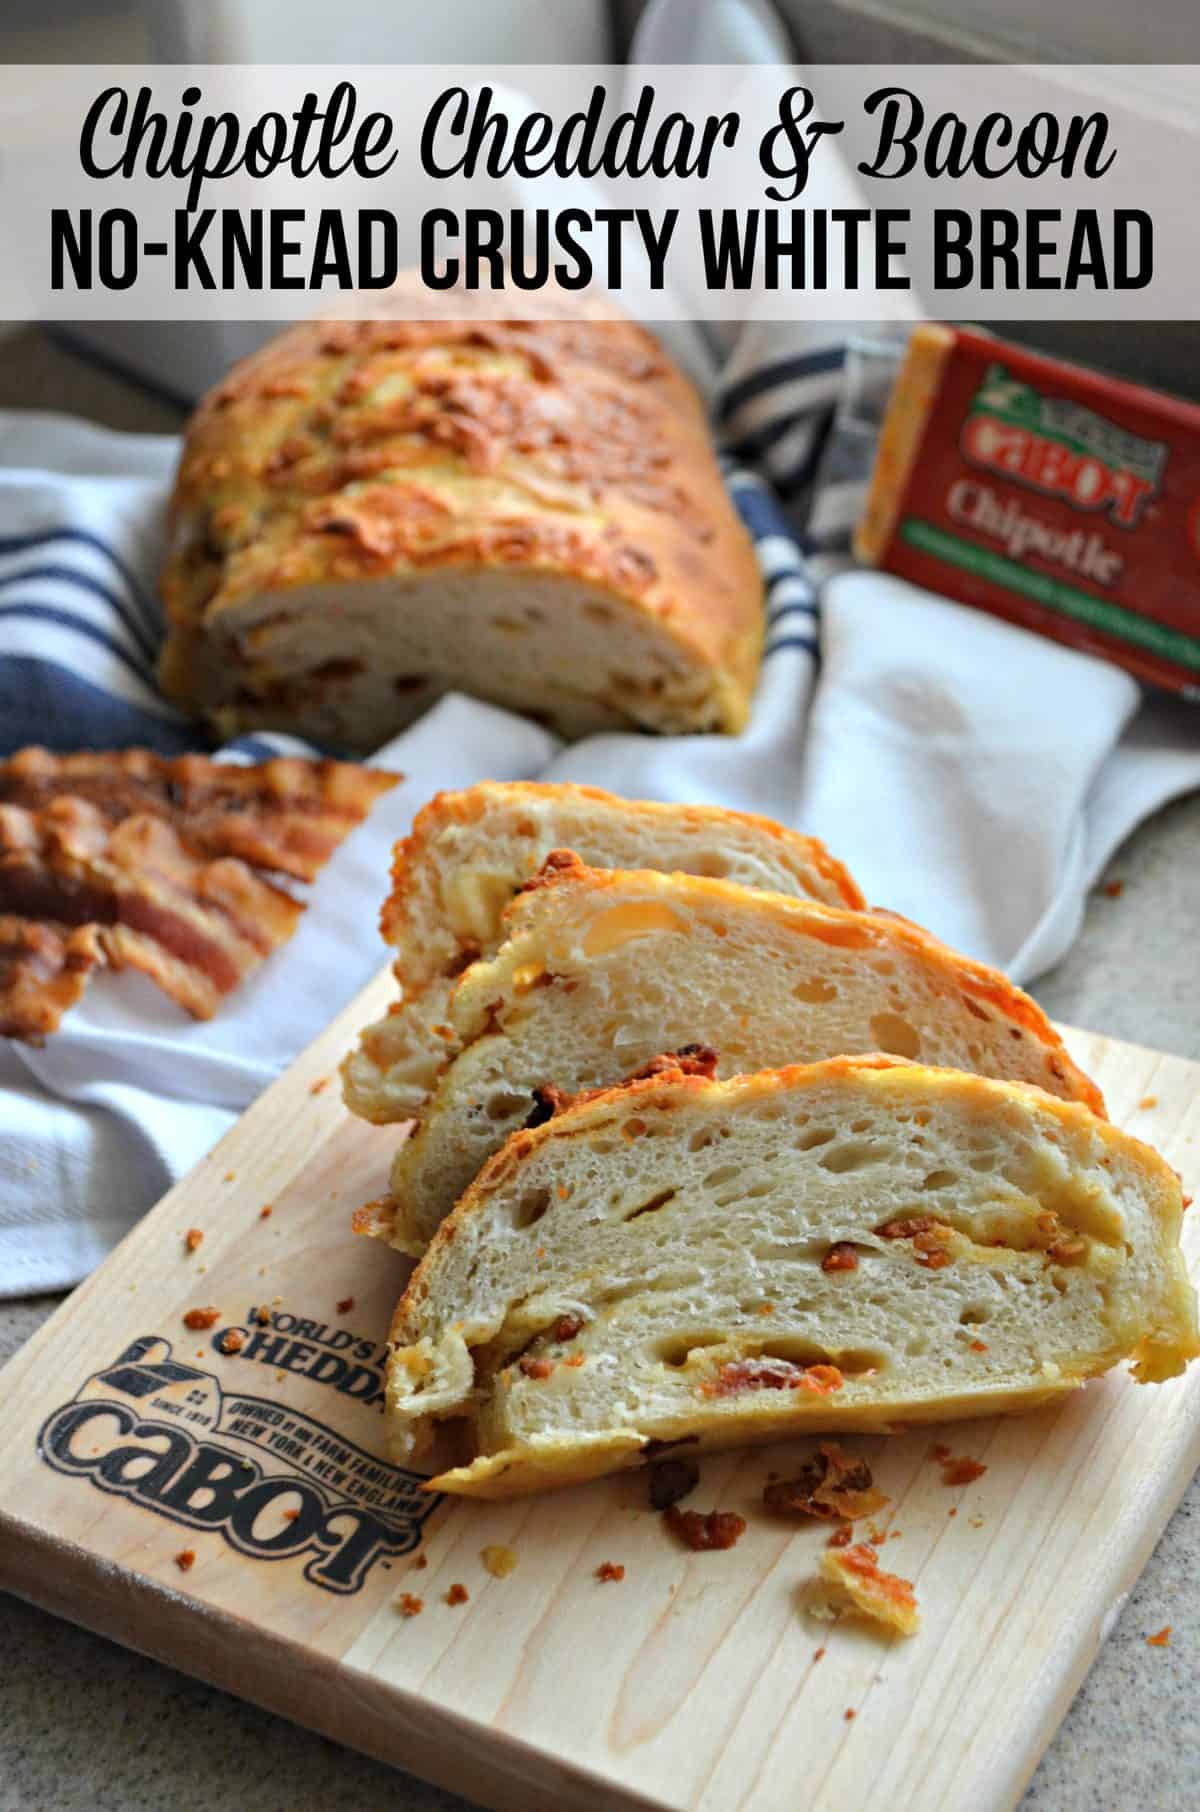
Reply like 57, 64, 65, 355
962, 994, 993, 1022
702, 1164, 742, 1190
694, 853, 729, 878
792, 976, 838, 1004
512, 1187, 552, 1231
870, 1011, 923, 1059
626, 1187, 678, 1222
487, 1091, 531, 1122
921, 1168, 960, 1192
959, 1304, 991, 1325
795, 1126, 836, 1151
656, 1333, 725, 1367
817, 1141, 879, 1175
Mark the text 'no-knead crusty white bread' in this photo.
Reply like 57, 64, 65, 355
158, 308, 764, 750
386, 1057, 1199, 1499
342, 781, 865, 1124
375, 858, 1104, 1254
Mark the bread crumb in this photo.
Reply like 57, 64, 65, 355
413, 1553, 428, 1570
260, 1205, 273, 1219
184, 1228, 204, 1253
940, 1456, 987, 1487
844, 1709, 857, 1722
664, 1506, 746, 1551
336, 1296, 355, 1314
763, 1444, 888, 1524
182, 1306, 220, 1330
929, 1442, 952, 1462
819, 1544, 919, 1637
446, 1583, 469, 1606
396, 1593, 424, 1617
223, 1170, 235, 1182
309, 1076, 329, 1095
254, 1306, 271, 1325
219, 1329, 245, 1355
481, 1544, 518, 1579
1139, 1095, 1158, 1111
174, 1549, 196, 1572
813, 1646, 826, 1662
596, 1561, 626, 1582
283, 1509, 300, 1522
1102, 879, 1124, 898
1146, 1626, 1171, 1647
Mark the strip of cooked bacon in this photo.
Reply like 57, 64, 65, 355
0, 746, 397, 881
0, 749, 399, 1042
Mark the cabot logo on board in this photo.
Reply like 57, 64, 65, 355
37, 1333, 438, 1594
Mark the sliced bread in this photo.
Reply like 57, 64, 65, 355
387, 1056, 1198, 1498
342, 782, 863, 1123
380, 859, 1103, 1253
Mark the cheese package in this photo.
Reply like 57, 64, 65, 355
856, 325, 1200, 697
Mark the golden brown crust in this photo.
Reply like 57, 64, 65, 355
0, 747, 397, 1040
158, 311, 763, 742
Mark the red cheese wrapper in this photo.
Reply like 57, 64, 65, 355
856, 325, 1200, 698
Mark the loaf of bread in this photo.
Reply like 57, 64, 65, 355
377, 858, 1103, 1253
387, 1056, 1198, 1497
158, 312, 764, 749
342, 782, 864, 1124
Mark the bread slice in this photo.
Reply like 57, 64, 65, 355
387, 1057, 1198, 1499
342, 782, 864, 1124
379, 859, 1103, 1253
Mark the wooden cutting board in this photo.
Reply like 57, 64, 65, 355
1, 973, 1197, 1812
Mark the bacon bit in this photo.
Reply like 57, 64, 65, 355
1139, 1095, 1159, 1111
596, 1561, 626, 1583
1102, 879, 1124, 898
819, 1543, 919, 1637
1146, 1626, 1171, 1647
703, 1357, 843, 1398
481, 1545, 518, 1579
822, 1242, 859, 1273
184, 1228, 204, 1253
219, 1328, 245, 1355
446, 1583, 469, 1607
396, 1593, 424, 1617
554, 1313, 584, 1342
336, 1296, 355, 1314
664, 1505, 747, 1552
563, 1353, 586, 1368
647, 1458, 700, 1511
828, 1525, 854, 1549
1047, 1236, 1088, 1265
939, 1455, 988, 1487
844, 1709, 857, 1722
519, 1354, 555, 1380
309, 1076, 329, 1095
877, 1215, 955, 1269
413, 1553, 428, 1570
813, 1646, 826, 1662
182, 1306, 220, 1330
758, 1302, 775, 1315
174, 1549, 196, 1572
254, 1305, 271, 1326
260, 1204, 273, 1219
282, 1508, 300, 1523
764, 1443, 889, 1525
969, 1339, 989, 1352
929, 1442, 952, 1462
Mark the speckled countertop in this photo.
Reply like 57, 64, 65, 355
0, 331, 1198, 1812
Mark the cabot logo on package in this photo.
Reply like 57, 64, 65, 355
38, 1332, 438, 1593
962, 361, 1168, 528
